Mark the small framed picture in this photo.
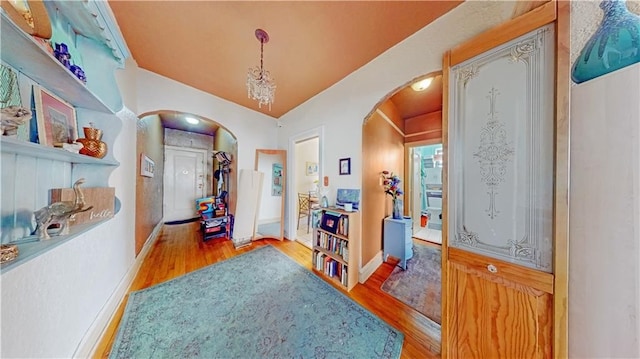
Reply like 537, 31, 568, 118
339, 157, 351, 175
305, 161, 318, 176
140, 154, 155, 177
34, 86, 78, 147
320, 211, 341, 234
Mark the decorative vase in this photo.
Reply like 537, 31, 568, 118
77, 126, 107, 158
571, 0, 640, 83
392, 198, 403, 219
321, 195, 329, 208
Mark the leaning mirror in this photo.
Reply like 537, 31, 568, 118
253, 149, 286, 241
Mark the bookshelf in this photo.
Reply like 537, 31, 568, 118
311, 208, 360, 291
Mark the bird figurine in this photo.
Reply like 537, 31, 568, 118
33, 178, 93, 240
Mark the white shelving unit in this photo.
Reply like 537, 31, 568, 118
0, 4, 126, 272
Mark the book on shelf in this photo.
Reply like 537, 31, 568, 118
315, 231, 349, 260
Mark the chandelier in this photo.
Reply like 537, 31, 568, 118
247, 29, 276, 110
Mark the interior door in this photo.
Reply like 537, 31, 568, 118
443, 4, 557, 358
163, 146, 205, 222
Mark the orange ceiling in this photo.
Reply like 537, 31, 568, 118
108, 1, 462, 119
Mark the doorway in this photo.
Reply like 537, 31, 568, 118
163, 146, 206, 222
293, 136, 319, 248
408, 143, 443, 245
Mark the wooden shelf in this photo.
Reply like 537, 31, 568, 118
316, 228, 349, 241
0, 10, 113, 113
313, 246, 348, 265
312, 209, 360, 291
0, 137, 119, 166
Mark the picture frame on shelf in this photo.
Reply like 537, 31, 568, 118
33, 85, 77, 147
339, 157, 351, 175
320, 211, 341, 234
140, 154, 155, 177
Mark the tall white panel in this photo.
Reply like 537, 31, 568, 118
569, 63, 640, 358
233, 169, 264, 245
449, 24, 555, 271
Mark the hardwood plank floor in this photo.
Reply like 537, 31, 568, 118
93, 222, 440, 358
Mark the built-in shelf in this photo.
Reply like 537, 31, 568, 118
0, 219, 111, 273
0, 10, 113, 113
0, 137, 119, 166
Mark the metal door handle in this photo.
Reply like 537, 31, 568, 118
487, 264, 498, 273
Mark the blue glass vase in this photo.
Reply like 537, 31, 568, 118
572, 0, 640, 83
392, 199, 403, 219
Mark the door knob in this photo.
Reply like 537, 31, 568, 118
487, 264, 498, 273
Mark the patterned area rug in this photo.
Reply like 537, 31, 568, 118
110, 245, 403, 358
381, 242, 442, 325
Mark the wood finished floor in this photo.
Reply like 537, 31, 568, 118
94, 222, 440, 358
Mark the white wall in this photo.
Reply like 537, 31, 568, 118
569, 63, 640, 359
135, 69, 279, 173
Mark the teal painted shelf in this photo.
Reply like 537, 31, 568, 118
0, 219, 111, 274
0, 137, 119, 166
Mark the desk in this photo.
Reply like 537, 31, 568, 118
383, 216, 413, 270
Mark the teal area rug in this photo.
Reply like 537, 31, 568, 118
381, 242, 441, 326
110, 245, 403, 358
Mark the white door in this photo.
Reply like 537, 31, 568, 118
163, 147, 206, 222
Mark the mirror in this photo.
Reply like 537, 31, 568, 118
253, 149, 286, 241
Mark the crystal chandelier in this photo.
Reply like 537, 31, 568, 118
247, 29, 276, 110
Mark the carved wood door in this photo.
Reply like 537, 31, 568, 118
443, 6, 557, 358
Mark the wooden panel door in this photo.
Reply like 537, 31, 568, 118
447, 248, 553, 358
442, 3, 561, 357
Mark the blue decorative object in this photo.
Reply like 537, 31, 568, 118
109, 246, 404, 358
392, 198, 403, 219
54, 43, 87, 83
572, 0, 640, 83
70, 65, 86, 84
54, 42, 71, 69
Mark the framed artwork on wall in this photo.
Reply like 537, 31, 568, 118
33, 85, 77, 147
339, 157, 351, 175
306, 161, 318, 176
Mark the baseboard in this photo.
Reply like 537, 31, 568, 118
75, 220, 164, 358
257, 217, 280, 225
359, 251, 383, 283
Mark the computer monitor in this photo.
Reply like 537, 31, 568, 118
336, 188, 360, 210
